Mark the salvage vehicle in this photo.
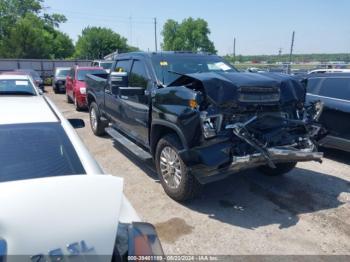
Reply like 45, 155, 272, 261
0, 85, 163, 260
53, 67, 70, 93
66, 66, 106, 111
306, 73, 350, 152
86, 51, 324, 201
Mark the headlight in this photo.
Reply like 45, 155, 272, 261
200, 111, 223, 139
79, 87, 86, 94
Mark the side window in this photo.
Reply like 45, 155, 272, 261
307, 78, 323, 95
114, 60, 131, 73
129, 60, 149, 89
319, 78, 350, 100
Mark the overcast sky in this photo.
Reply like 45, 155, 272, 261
44, 0, 350, 55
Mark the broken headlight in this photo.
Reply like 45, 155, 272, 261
200, 111, 223, 139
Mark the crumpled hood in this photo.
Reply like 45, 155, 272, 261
169, 72, 305, 106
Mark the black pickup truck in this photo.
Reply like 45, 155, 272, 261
86, 52, 323, 201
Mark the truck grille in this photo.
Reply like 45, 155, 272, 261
238, 86, 280, 103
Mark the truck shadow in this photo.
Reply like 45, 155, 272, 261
111, 139, 349, 229
186, 167, 350, 229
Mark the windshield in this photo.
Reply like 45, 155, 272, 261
77, 69, 106, 81
0, 79, 36, 95
151, 54, 238, 85
0, 123, 85, 182
100, 62, 113, 69
56, 69, 70, 77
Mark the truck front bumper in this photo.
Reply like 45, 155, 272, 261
179, 141, 323, 184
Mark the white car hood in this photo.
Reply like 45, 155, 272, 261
0, 175, 129, 258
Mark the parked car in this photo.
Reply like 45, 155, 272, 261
86, 51, 323, 201
308, 68, 350, 74
0, 85, 163, 259
66, 66, 106, 111
53, 67, 70, 93
306, 73, 350, 152
0, 74, 39, 96
14, 69, 44, 91
92, 60, 114, 73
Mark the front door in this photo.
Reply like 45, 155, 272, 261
119, 59, 151, 146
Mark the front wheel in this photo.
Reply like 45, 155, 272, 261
258, 162, 297, 176
89, 102, 107, 136
155, 134, 201, 201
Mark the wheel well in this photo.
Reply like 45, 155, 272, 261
150, 125, 182, 157
87, 94, 95, 107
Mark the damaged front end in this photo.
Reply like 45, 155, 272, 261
167, 72, 325, 183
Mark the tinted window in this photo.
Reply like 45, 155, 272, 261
151, 54, 238, 85
0, 123, 85, 182
77, 69, 106, 81
308, 77, 350, 100
129, 60, 149, 88
0, 79, 36, 95
114, 60, 131, 73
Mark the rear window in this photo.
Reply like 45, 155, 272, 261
100, 62, 113, 69
77, 69, 106, 81
0, 123, 85, 182
307, 77, 350, 100
56, 69, 70, 77
0, 79, 36, 95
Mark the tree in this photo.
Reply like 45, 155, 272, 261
2, 14, 53, 58
0, 0, 73, 59
162, 18, 216, 54
74, 27, 136, 59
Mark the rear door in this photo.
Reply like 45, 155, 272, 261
105, 60, 132, 127
307, 76, 350, 140
119, 59, 151, 146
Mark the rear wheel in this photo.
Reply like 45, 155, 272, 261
74, 95, 82, 111
66, 93, 73, 103
258, 162, 297, 176
155, 134, 201, 201
89, 102, 107, 136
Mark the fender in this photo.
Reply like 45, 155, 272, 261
151, 119, 189, 150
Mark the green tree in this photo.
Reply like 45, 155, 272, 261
2, 14, 53, 58
74, 27, 136, 59
161, 17, 216, 54
0, 0, 73, 59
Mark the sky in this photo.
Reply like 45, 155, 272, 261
44, 0, 350, 56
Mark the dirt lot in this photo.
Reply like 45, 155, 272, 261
47, 87, 350, 255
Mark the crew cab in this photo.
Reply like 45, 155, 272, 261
0, 81, 163, 260
66, 66, 106, 111
86, 52, 324, 201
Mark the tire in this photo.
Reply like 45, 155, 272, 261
53, 86, 58, 94
89, 102, 107, 136
74, 95, 82, 111
155, 134, 201, 201
258, 162, 297, 177
66, 93, 73, 104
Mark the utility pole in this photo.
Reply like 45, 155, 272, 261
233, 37, 236, 63
288, 31, 295, 74
154, 17, 158, 52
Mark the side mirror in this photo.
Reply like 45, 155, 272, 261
68, 118, 85, 129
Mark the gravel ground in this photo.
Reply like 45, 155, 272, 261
47, 87, 350, 255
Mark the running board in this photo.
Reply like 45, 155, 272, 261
105, 127, 152, 160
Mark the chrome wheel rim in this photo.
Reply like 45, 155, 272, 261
160, 146, 182, 189
90, 108, 98, 131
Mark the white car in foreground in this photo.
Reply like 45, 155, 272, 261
0, 75, 163, 261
